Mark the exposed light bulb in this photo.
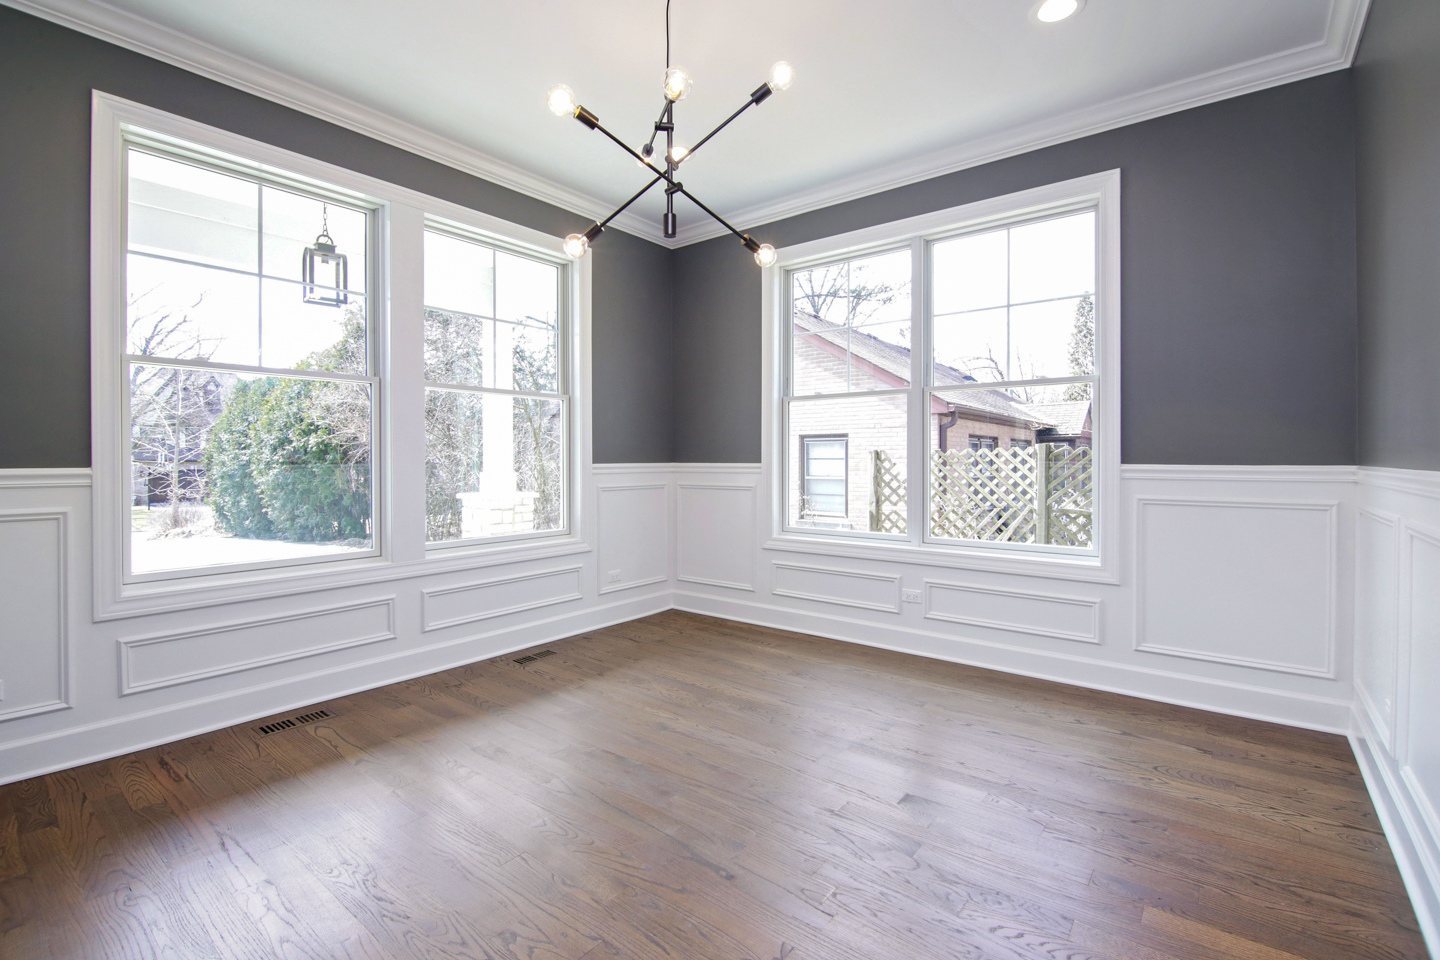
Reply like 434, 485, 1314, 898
669, 144, 689, 164
547, 84, 578, 117
768, 61, 794, 92
562, 233, 589, 259
1034, 0, 1081, 22
754, 243, 777, 268
662, 67, 693, 102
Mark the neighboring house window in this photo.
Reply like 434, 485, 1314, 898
123, 143, 378, 578
800, 436, 848, 518
777, 172, 1116, 562
423, 228, 567, 544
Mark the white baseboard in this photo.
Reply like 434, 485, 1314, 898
673, 590, 1353, 734
0, 590, 668, 786
1352, 707, 1440, 958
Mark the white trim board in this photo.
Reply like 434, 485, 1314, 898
1, 0, 1371, 249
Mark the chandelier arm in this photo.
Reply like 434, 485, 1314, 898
592, 119, 673, 180
598, 174, 667, 228
676, 186, 748, 242
678, 97, 757, 165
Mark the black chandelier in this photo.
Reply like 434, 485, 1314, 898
546, 1, 791, 266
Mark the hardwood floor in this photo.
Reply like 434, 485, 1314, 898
0, 611, 1427, 959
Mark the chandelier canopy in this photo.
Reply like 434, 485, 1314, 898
547, 1, 791, 266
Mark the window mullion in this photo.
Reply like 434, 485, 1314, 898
908, 235, 926, 547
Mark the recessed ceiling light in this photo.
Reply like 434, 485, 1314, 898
1033, 0, 1083, 23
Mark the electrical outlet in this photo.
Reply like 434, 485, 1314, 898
901, 589, 922, 604
607, 570, 622, 583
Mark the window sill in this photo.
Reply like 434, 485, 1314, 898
762, 533, 1118, 585
99, 536, 593, 621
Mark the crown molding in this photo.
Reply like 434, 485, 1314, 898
5, 0, 1369, 251
1, 0, 663, 243
668, 0, 1372, 247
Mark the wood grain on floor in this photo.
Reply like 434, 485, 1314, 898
0, 611, 1426, 959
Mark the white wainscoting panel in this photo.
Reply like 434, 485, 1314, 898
1135, 497, 1337, 677
0, 511, 69, 720
1355, 507, 1400, 750
120, 597, 396, 695
677, 483, 756, 591
1353, 468, 1440, 957
925, 580, 1100, 644
597, 483, 669, 594
772, 562, 901, 613
422, 566, 584, 631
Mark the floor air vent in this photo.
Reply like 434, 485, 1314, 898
513, 649, 557, 665
255, 709, 334, 736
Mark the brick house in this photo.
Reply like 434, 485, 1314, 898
790, 312, 1091, 530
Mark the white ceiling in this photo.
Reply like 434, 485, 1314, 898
12, 0, 1368, 245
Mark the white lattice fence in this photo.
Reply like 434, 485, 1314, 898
926, 444, 1093, 546
869, 450, 907, 534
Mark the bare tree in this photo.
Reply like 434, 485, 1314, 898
793, 261, 909, 341
127, 287, 224, 531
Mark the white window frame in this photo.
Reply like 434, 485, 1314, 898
761, 170, 1121, 584
421, 216, 573, 551
91, 92, 592, 620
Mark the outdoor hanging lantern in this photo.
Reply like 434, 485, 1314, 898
549, 0, 789, 264
302, 204, 349, 307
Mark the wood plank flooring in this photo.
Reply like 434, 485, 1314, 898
0, 611, 1427, 959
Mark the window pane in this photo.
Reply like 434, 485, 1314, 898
792, 249, 911, 338
425, 231, 494, 317
260, 279, 367, 374
127, 254, 259, 367
933, 229, 1006, 316
425, 308, 489, 387
261, 186, 367, 294
788, 395, 907, 534
425, 391, 565, 542
130, 365, 372, 574
793, 325, 911, 395
128, 150, 258, 272
930, 387, 1092, 547
1008, 212, 1094, 304
933, 306, 1008, 385
496, 251, 560, 393
1008, 295, 1092, 383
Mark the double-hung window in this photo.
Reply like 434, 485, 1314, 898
94, 95, 582, 613
422, 227, 567, 545
776, 172, 1117, 565
123, 141, 378, 579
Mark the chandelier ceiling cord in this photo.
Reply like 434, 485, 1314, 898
547, 0, 792, 266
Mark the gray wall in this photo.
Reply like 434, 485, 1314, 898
1355, 0, 1440, 470
674, 73, 1359, 465
0, 5, 673, 467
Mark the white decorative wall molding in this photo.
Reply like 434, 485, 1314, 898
1352, 713, 1440, 958
597, 482, 670, 595
1121, 464, 1359, 483
771, 561, 901, 613
118, 597, 396, 695
676, 588, 1354, 734
1133, 497, 1338, 678
924, 580, 1100, 645
0, 467, 92, 488
676, 481, 757, 591
0, 510, 70, 722
422, 565, 584, 632
1361, 465, 1440, 502
1355, 506, 1401, 751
